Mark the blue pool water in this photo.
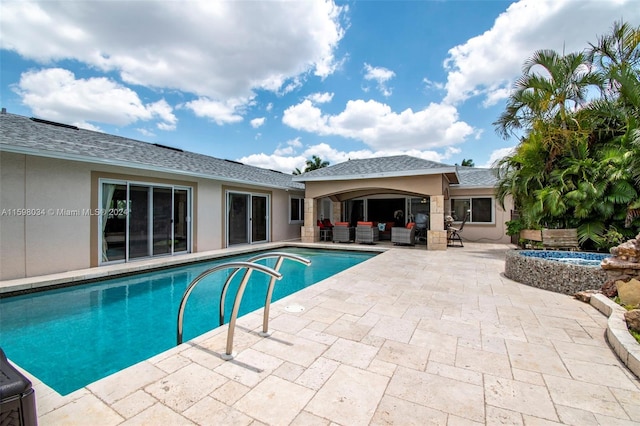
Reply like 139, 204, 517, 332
519, 250, 608, 266
0, 248, 375, 395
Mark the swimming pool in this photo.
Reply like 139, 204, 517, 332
0, 247, 375, 395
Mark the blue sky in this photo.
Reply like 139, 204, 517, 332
1, 1, 639, 172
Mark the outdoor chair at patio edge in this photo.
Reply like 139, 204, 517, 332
332, 222, 353, 243
355, 221, 379, 244
447, 213, 468, 247
391, 222, 416, 245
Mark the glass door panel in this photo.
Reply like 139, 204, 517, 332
173, 189, 189, 252
229, 193, 249, 245
101, 183, 127, 262
128, 185, 150, 259
252, 195, 267, 242
152, 187, 172, 255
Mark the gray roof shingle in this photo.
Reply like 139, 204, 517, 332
1, 113, 497, 191
0, 113, 304, 190
292, 155, 459, 182
453, 167, 499, 188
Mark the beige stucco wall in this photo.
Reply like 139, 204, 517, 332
0, 152, 27, 279
304, 174, 446, 201
448, 186, 512, 244
0, 153, 302, 280
1, 153, 91, 279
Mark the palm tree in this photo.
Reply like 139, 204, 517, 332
292, 167, 302, 175
304, 155, 329, 172
495, 21, 640, 249
588, 20, 640, 103
460, 159, 475, 167
494, 49, 602, 139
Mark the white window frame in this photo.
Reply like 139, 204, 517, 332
450, 196, 495, 224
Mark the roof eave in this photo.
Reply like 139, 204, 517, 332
0, 144, 303, 191
294, 167, 460, 182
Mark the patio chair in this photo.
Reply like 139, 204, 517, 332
318, 219, 333, 241
414, 213, 428, 243
447, 213, 468, 247
332, 222, 353, 243
391, 222, 415, 245
355, 221, 379, 244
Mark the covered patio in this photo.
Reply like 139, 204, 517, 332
294, 156, 461, 250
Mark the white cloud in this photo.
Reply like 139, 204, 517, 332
240, 141, 458, 173
1, 1, 345, 97
480, 146, 517, 168
307, 92, 334, 104
183, 97, 248, 125
1, 0, 346, 116
251, 117, 266, 128
14, 68, 177, 129
282, 99, 476, 151
273, 137, 302, 155
443, 0, 640, 106
423, 77, 444, 91
363, 63, 395, 97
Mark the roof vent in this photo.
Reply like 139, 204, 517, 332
152, 143, 183, 152
224, 159, 243, 165
30, 117, 78, 130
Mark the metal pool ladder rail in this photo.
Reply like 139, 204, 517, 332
176, 252, 311, 360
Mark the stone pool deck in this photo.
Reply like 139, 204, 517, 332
10, 242, 640, 425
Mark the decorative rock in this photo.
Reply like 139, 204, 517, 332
617, 278, 640, 307
609, 233, 640, 263
601, 277, 622, 298
574, 290, 598, 303
625, 309, 640, 332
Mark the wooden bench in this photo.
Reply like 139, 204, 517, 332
541, 228, 579, 250
520, 229, 542, 244
519, 228, 580, 250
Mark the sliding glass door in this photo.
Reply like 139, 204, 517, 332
252, 195, 268, 243
227, 191, 269, 246
100, 181, 191, 264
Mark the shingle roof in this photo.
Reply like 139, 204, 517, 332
453, 167, 499, 188
292, 155, 460, 183
0, 113, 304, 190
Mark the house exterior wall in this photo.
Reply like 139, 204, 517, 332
448, 186, 512, 244
0, 152, 302, 280
1, 152, 91, 278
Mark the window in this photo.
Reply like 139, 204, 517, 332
451, 197, 493, 223
290, 196, 303, 223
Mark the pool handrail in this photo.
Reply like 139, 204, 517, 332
218, 252, 311, 338
176, 261, 282, 351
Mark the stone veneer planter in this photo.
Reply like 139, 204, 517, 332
505, 250, 609, 294
589, 293, 640, 379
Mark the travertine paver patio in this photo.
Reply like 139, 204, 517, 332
14, 243, 640, 424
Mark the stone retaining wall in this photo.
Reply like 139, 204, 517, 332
505, 250, 609, 294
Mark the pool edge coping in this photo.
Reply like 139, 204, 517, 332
0, 241, 388, 296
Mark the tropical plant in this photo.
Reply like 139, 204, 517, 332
494, 20, 640, 250
304, 155, 329, 172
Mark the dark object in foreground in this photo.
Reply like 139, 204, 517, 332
0, 348, 37, 426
